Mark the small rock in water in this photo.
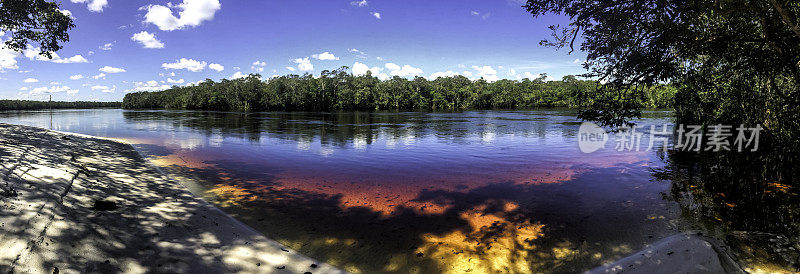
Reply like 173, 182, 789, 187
310, 264, 318, 268
92, 200, 118, 211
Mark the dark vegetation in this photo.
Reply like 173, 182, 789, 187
122, 70, 676, 111
0, 0, 75, 58
524, 0, 800, 262
0, 100, 121, 111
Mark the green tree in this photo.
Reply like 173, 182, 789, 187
1, 0, 75, 58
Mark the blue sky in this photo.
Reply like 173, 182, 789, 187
1, 0, 587, 101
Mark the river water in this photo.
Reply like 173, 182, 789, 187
3, 108, 770, 273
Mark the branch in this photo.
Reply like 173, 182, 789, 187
768, 0, 800, 40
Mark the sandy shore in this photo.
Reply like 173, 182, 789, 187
0, 124, 344, 273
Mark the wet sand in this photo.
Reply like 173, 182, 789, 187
0, 124, 342, 273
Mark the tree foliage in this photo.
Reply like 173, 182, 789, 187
0, 0, 75, 58
524, 0, 800, 128
122, 68, 675, 112
0, 100, 120, 111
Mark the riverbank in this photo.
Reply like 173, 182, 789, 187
0, 124, 342, 273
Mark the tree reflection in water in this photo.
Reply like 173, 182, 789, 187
653, 148, 800, 272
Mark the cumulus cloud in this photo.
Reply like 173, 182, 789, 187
99, 66, 126, 73
312, 52, 339, 61
208, 63, 224, 72
251, 61, 266, 72
472, 65, 498, 82
70, 74, 84, 80
22, 46, 88, 63
285, 67, 296, 72
230, 71, 247, 79
51, 55, 89, 63
143, 0, 221, 31
429, 71, 461, 79
31, 85, 78, 95
294, 57, 313, 71
23, 78, 38, 83
385, 63, 423, 77
70, 0, 108, 12
92, 73, 106, 80
91, 85, 115, 93
167, 78, 185, 84
60, 9, 75, 19
99, 42, 114, 51
352, 62, 388, 80
131, 31, 165, 49
162, 58, 206, 72
350, 0, 367, 7
371, 12, 381, 19
0, 47, 20, 71
127, 80, 170, 92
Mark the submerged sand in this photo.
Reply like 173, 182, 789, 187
0, 124, 343, 273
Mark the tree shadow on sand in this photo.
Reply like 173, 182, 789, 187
0, 124, 336, 273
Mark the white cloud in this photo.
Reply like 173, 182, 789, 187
312, 52, 339, 61
51, 55, 89, 63
60, 9, 75, 19
352, 62, 388, 80
70, 0, 108, 12
385, 63, 423, 77
251, 61, 266, 72
230, 71, 247, 79
92, 73, 106, 80
128, 80, 170, 92
31, 85, 78, 95
371, 12, 381, 19
429, 71, 461, 79
472, 65, 498, 82
23, 78, 38, 83
573, 58, 581, 64
99, 66, 126, 73
350, 0, 368, 7
19, 87, 28, 91
131, 31, 165, 49
162, 58, 206, 72
0, 47, 20, 71
208, 63, 224, 72
294, 57, 313, 71
22, 46, 88, 63
462, 71, 473, 77
143, 0, 221, 31
285, 67, 296, 72
69, 74, 84, 80
523, 72, 555, 81
471, 11, 491, 20
91, 85, 115, 93
99, 42, 114, 50
167, 78, 185, 84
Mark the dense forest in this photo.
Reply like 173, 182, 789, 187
0, 100, 121, 111
122, 68, 676, 112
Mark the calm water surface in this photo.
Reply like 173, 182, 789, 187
2, 109, 687, 273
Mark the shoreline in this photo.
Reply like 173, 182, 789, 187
0, 123, 343, 273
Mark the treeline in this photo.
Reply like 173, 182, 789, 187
123, 67, 676, 111
0, 100, 121, 111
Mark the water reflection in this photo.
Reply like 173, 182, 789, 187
1, 109, 684, 273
